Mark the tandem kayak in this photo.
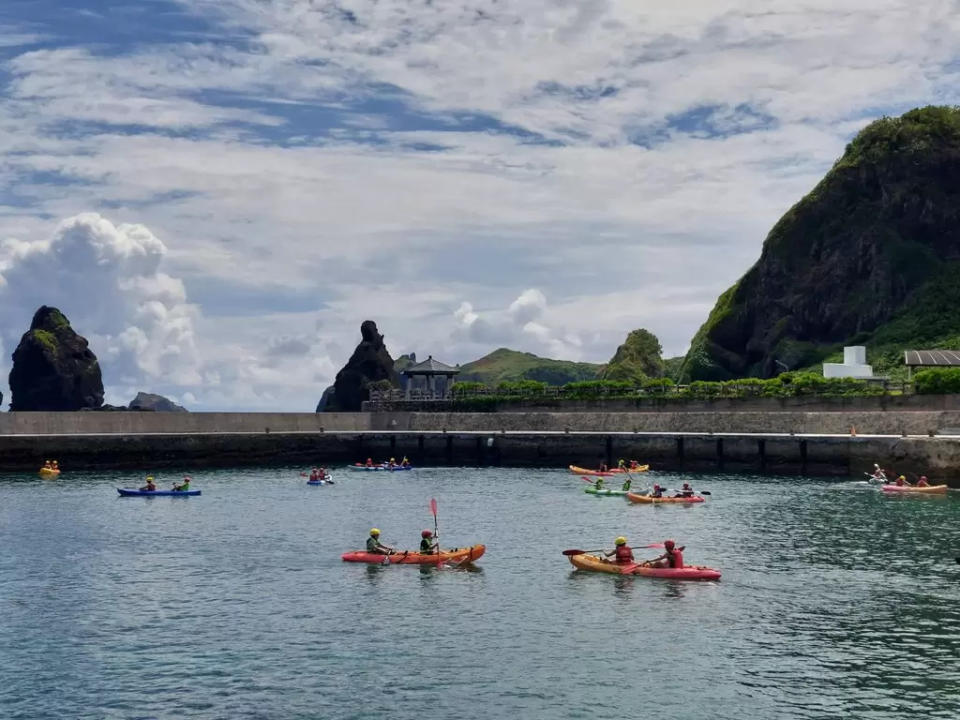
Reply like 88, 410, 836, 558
568, 552, 721, 580
569, 464, 648, 476
349, 464, 413, 472
881, 484, 948, 494
117, 488, 201, 497
306, 475, 334, 485
341, 544, 486, 565
38, 467, 60, 478
584, 487, 630, 496
626, 492, 704, 504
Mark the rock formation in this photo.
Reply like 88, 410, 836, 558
681, 106, 960, 381
129, 392, 187, 412
326, 320, 400, 411
599, 329, 664, 382
8, 306, 104, 410
315, 385, 335, 412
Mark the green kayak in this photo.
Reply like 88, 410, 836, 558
584, 487, 630, 496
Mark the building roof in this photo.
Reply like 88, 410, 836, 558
904, 349, 960, 366
402, 355, 460, 375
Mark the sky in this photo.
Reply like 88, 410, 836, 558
0, 0, 958, 410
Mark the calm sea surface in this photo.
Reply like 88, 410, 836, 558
1, 467, 958, 719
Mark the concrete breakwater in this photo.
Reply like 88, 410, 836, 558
1, 411, 960, 481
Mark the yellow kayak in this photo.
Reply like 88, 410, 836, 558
38, 467, 61, 478
569, 464, 649, 476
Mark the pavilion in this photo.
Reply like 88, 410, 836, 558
402, 356, 460, 399
903, 349, 960, 380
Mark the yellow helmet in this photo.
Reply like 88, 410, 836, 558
615, 536, 627, 546
370, 528, 380, 536
146, 476, 154, 481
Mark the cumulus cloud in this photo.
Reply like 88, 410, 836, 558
0, 213, 203, 402
453, 288, 582, 360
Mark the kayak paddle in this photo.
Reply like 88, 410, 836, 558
562, 543, 665, 556
430, 498, 441, 568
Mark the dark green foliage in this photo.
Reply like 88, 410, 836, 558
914, 368, 960, 394
683, 105, 960, 381
451, 381, 485, 397
599, 329, 664, 382
562, 380, 636, 398
496, 380, 548, 395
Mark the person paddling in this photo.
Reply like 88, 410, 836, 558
894, 475, 911, 487
621, 477, 632, 492
870, 464, 887, 481
419, 529, 438, 555
678, 482, 694, 498
594, 476, 605, 491
603, 536, 634, 565
172, 476, 191, 492
646, 539, 684, 569
917, 475, 931, 487
650, 483, 664, 498
401, 456, 410, 467
139, 476, 157, 492
366, 528, 394, 555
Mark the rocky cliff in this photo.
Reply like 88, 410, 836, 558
9, 306, 104, 410
599, 329, 664, 382
326, 320, 400, 411
681, 106, 960, 381
129, 392, 187, 412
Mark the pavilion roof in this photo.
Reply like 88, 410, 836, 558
402, 355, 460, 375
904, 349, 960, 367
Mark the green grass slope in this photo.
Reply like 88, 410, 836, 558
457, 348, 603, 386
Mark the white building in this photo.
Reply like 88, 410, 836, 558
823, 346, 873, 379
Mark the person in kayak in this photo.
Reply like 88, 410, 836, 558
647, 540, 684, 569
388, 457, 397, 468
419, 529, 438, 555
617, 458, 627, 470
677, 482, 694, 498
365, 457, 374, 467
650, 484, 664, 498
870, 464, 887, 481
917, 475, 931, 487
621, 477, 632, 491
894, 475, 911, 487
598, 461, 609, 472
594, 476, 605, 491
401, 456, 410, 467
629, 459, 640, 470
42, 460, 53, 471
139, 476, 157, 492
603, 536, 634, 564
309, 468, 320, 481
366, 528, 394, 555
172, 476, 191, 491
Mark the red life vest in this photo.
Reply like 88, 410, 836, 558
615, 545, 634, 563
668, 549, 684, 568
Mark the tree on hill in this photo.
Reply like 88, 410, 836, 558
599, 329, 664, 383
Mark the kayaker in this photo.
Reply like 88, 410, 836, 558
629, 459, 639, 470
895, 475, 911, 487
139, 476, 157, 492
172, 476, 191, 492
917, 475, 931, 487
388, 457, 397, 468
647, 539, 684, 569
594, 476, 605, 491
617, 458, 627, 470
598, 461, 609, 472
366, 528, 394, 555
603, 536, 634, 564
871, 463, 887, 481
365, 457, 374, 467
650, 484, 664, 498
419, 530, 438, 555
52, 460, 59, 469
621, 477, 632, 491
679, 482, 694, 498
309, 468, 320, 481
43, 460, 53, 470
401, 456, 410, 467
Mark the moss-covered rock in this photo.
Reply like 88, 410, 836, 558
8, 306, 104, 410
598, 329, 664, 382
681, 106, 960, 381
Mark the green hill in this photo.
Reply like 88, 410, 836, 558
680, 106, 960, 382
457, 348, 603, 386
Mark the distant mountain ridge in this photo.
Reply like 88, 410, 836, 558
456, 348, 603, 386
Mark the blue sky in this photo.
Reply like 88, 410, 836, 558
0, 0, 958, 410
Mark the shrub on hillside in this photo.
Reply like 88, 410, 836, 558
914, 368, 960, 394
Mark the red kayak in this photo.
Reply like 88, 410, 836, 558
341, 544, 486, 565
569, 553, 721, 580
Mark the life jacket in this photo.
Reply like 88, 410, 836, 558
668, 548, 683, 568
917, 479, 929, 487
622, 480, 631, 491
896, 477, 905, 486
615, 545, 634, 563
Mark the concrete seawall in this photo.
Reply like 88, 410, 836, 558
2, 411, 960, 482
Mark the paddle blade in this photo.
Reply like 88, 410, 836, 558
580, 476, 596, 484
430, 498, 438, 517
562, 549, 588, 556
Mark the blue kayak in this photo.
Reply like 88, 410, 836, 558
117, 488, 201, 497
307, 476, 334, 485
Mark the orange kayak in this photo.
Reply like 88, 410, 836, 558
569, 464, 649, 476
568, 553, 721, 580
341, 544, 486, 565
627, 492, 704, 504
